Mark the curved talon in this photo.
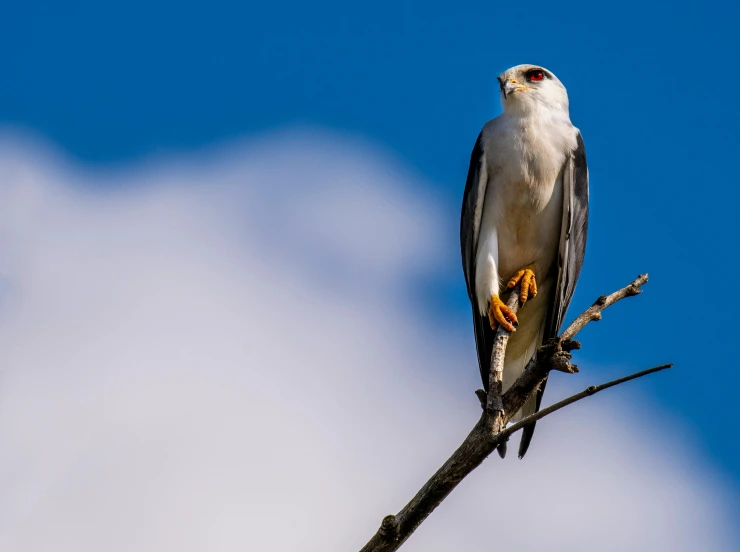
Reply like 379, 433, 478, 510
507, 267, 538, 305
488, 295, 518, 332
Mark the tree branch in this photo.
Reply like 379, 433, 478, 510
487, 290, 520, 458
501, 364, 673, 440
358, 274, 662, 552
560, 273, 648, 341
501, 273, 650, 417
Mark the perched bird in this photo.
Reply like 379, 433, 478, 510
460, 64, 588, 458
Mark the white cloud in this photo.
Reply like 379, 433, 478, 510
0, 129, 735, 551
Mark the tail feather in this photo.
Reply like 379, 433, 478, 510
503, 324, 543, 422
517, 377, 547, 459
511, 392, 537, 423
503, 321, 545, 458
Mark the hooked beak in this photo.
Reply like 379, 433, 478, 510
499, 78, 521, 99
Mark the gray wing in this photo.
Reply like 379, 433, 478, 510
460, 133, 497, 389
518, 131, 589, 458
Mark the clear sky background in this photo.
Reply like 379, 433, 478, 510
0, 1, 738, 549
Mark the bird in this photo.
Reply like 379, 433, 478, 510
460, 64, 588, 458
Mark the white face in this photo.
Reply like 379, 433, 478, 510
497, 64, 569, 114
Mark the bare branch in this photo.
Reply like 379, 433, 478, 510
560, 273, 648, 341
358, 274, 665, 552
501, 364, 673, 439
486, 290, 520, 457
502, 274, 650, 416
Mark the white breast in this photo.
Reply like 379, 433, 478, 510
474, 113, 576, 316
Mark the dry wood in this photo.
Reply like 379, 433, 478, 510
486, 290, 520, 458
501, 363, 672, 439
359, 274, 666, 552
560, 273, 648, 341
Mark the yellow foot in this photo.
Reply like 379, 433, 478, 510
507, 267, 538, 305
488, 295, 518, 332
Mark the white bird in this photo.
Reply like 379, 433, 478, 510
460, 64, 589, 458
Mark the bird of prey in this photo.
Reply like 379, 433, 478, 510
460, 64, 588, 458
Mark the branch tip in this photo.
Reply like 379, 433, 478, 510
561, 339, 581, 352
550, 352, 575, 373
560, 274, 650, 341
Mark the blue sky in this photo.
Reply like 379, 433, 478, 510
2, 0, 739, 520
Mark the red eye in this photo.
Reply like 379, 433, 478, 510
527, 70, 544, 82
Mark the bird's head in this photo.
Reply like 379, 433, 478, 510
497, 64, 569, 115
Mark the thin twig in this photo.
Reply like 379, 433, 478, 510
501, 364, 673, 439
560, 273, 648, 341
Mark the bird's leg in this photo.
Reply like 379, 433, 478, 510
488, 294, 518, 332
507, 264, 538, 306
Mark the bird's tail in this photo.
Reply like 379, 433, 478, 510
510, 390, 537, 423
505, 346, 539, 424
502, 327, 544, 457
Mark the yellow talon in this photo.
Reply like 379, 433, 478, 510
507, 267, 538, 305
488, 295, 518, 332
